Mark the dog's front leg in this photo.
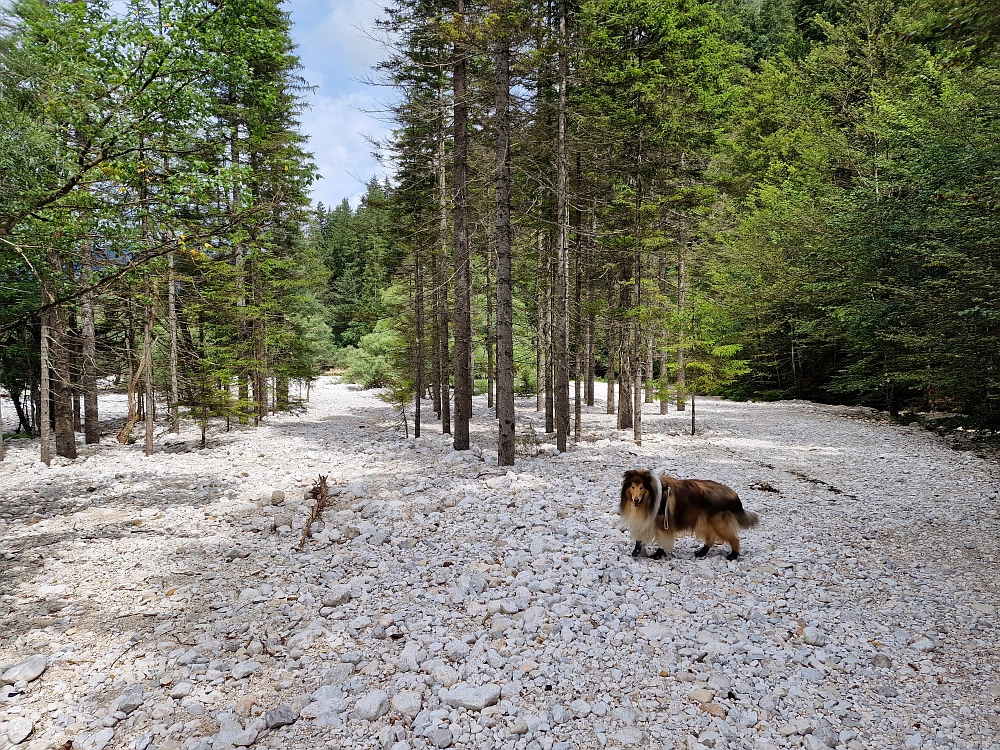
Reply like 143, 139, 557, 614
649, 548, 667, 560
631, 541, 644, 557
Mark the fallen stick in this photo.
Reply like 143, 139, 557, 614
298, 475, 331, 550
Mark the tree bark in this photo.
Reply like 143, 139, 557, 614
606, 318, 616, 415
644, 337, 654, 402
144, 280, 155, 456
617, 345, 633, 430
659, 351, 669, 414
536, 234, 545, 413
495, 38, 515, 467
437, 79, 451, 435
168, 251, 180, 433
544, 254, 554, 434
586, 206, 597, 407
486, 243, 495, 409
573, 244, 582, 444
39, 311, 51, 466
677, 228, 687, 411
554, 0, 571, 453
50, 303, 77, 459
81, 252, 100, 444
118, 322, 150, 445
414, 244, 423, 439
452, 0, 472, 451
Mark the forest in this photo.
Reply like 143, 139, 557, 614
1, 0, 998, 466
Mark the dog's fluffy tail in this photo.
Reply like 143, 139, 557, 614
735, 510, 759, 529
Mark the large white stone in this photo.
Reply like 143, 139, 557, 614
355, 690, 390, 720
440, 684, 501, 711
1, 655, 47, 685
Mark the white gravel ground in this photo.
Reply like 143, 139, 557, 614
1, 378, 998, 750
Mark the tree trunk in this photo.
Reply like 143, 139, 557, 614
554, 0, 571, 453
544, 255, 554, 434
452, 0, 472, 451
659, 351, 668, 414
437, 79, 452, 436
644, 337, 654, 402
677, 231, 687, 411
71, 321, 81, 433
573, 251, 582, 445
414, 245, 423, 439
495, 38, 515, 467
13, 389, 32, 435
606, 318, 616, 415
586, 206, 597, 407
617, 346, 633, 430
573, 152, 582, 444
118, 324, 150, 445
536, 234, 545, 413
50, 303, 77, 459
81, 252, 100, 444
691, 392, 696, 435
144, 282, 155, 456
486, 243, 495, 410
632, 156, 643, 445
40, 311, 51, 466
168, 251, 180, 433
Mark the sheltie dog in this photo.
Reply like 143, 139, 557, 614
620, 469, 759, 561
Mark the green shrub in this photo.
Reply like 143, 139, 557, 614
514, 362, 537, 396
342, 327, 406, 388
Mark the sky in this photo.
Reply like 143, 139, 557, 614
286, 0, 392, 209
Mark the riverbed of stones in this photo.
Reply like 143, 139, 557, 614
1, 379, 998, 750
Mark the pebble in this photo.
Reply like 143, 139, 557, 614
440, 684, 501, 711
72, 727, 115, 750
215, 714, 256, 747
6, 716, 33, 744
425, 726, 453, 748
390, 690, 423, 718
230, 661, 262, 679
264, 704, 297, 728
355, 689, 389, 720
1, 655, 47, 684
802, 626, 826, 646
0, 380, 995, 750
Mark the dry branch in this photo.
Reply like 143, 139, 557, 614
298, 475, 332, 550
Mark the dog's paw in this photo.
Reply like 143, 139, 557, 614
726, 550, 739, 561
650, 548, 667, 560
631, 542, 643, 558
694, 545, 710, 558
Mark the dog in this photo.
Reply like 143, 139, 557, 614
619, 469, 759, 560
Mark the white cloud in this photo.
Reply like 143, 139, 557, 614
288, 0, 396, 208
293, 0, 386, 81
299, 90, 390, 208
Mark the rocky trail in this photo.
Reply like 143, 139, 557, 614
1, 379, 998, 750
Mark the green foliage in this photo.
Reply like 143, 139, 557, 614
342, 322, 409, 389
313, 181, 402, 347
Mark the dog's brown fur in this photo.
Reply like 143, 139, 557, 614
619, 469, 759, 560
